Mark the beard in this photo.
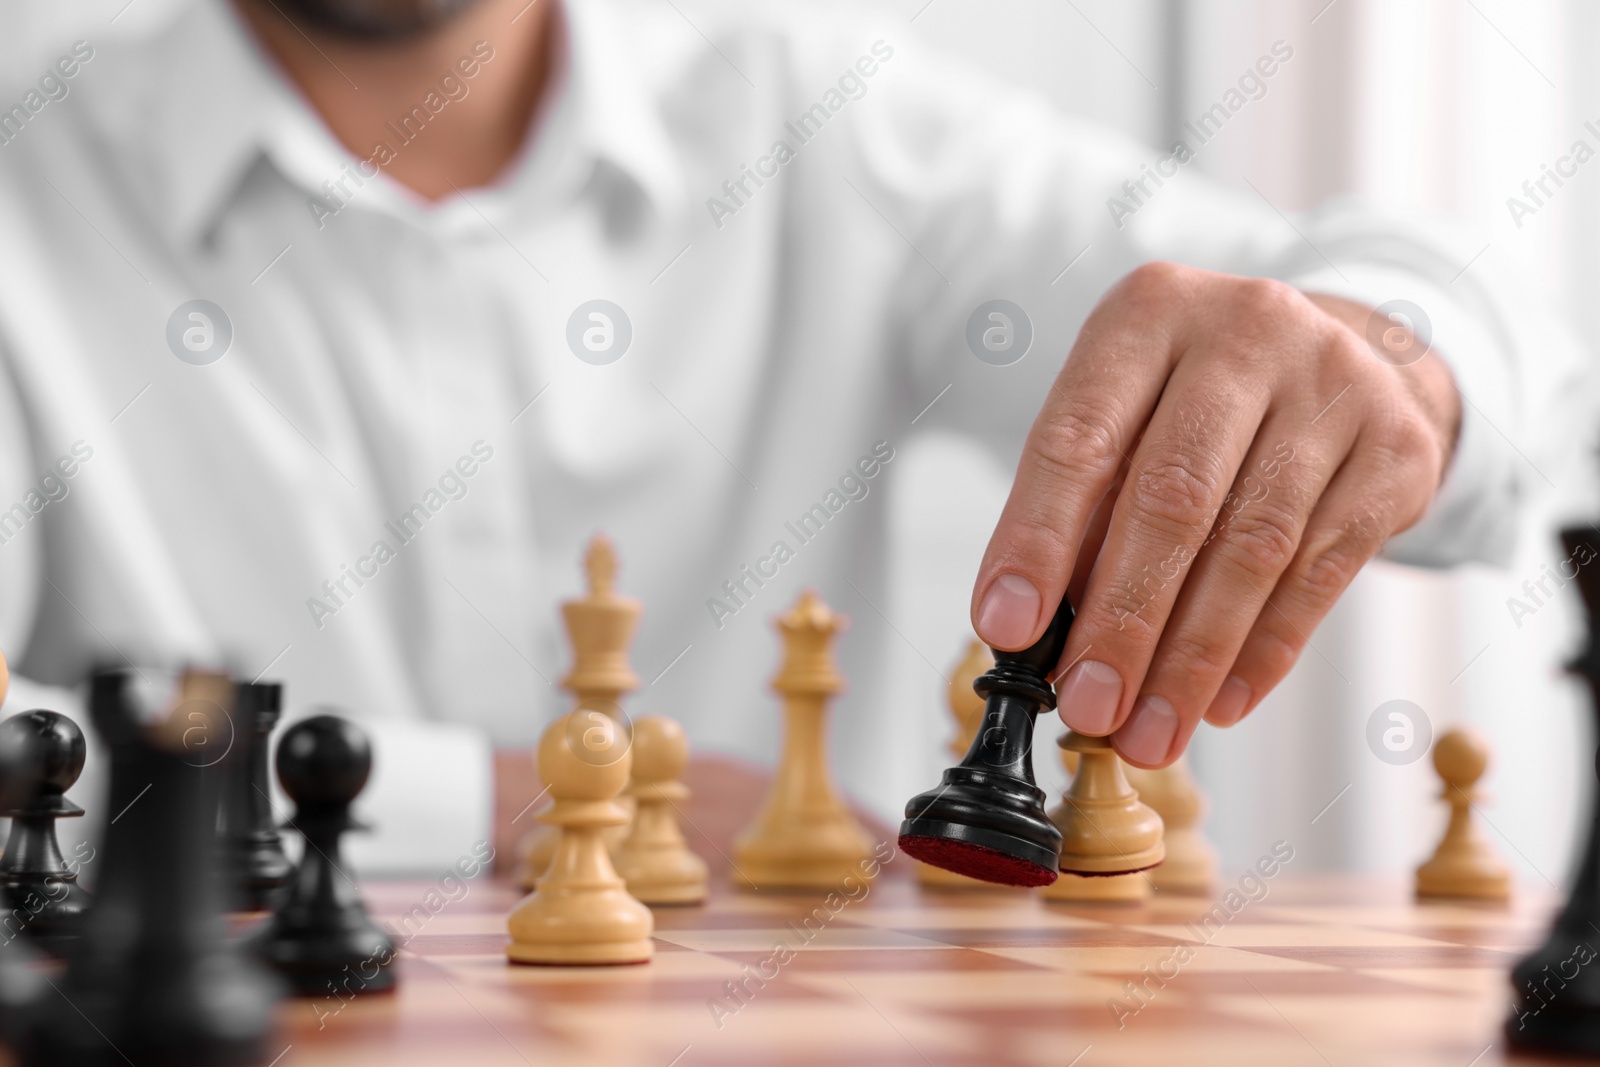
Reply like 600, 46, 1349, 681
262, 0, 487, 40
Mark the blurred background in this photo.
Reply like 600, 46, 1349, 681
2, 0, 1594, 884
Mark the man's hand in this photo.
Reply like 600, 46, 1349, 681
971, 263, 1462, 768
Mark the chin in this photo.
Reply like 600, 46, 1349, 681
263, 0, 488, 40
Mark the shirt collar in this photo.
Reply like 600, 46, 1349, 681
133, 0, 293, 248
558, 0, 685, 222
128, 0, 683, 247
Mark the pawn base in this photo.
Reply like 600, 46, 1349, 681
1150, 832, 1217, 895
1043, 870, 1151, 903
916, 860, 1020, 891
507, 939, 654, 966
1415, 867, 1511, 901
253, 910, 397, 999
626, 879, 708, 906
0, 878, 90, 956
898, 832, 1056, 888
899, 765, 1062, 888
730, 856, 878, 890
1059, 841, 1166, 877
616, 845, 709, 905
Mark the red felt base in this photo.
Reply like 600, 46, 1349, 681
898, 834, 1057, 888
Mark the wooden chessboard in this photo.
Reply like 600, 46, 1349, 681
275, 869, 1567, 1067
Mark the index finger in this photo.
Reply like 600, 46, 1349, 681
972, 262, 1195, 651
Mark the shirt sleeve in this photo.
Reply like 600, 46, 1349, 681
340, 717, 494, 876
826, 34, 1590, 568
0, 346, 43, 655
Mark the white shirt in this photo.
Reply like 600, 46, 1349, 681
0, 0, 1582, 870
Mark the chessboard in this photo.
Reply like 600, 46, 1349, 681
0, 534, 1583, 1066
279, 869, 1559, 1067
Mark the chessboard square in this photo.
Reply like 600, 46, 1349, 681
653, 926, 950, 952
1265, 903, 1540, 928
696, 892, 850, 917
1365, 922, 1550, 950
1152, 970, 1439, 998
1354, 967, 1509, 995
789, 968, 1132, 1008
836, 904, 1100, 930
888, 927, 1182, 950
546, 1000, 980, 1063
652, 907, 838, 931
380, 911, 509, 937
433, 950, 745, 985
975, 944, 1336, 973
1134, 922, 1457, 948
1011, 1029, 1417, 1067
1207, 992, 1501, 1052
718, 946, 1041, 974
398, 932, 513, 957
283, 1045, 539, 1067
1016, 1032, 1316, 1067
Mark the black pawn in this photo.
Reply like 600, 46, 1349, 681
1508, 525, 1600, 1053
220, 682, 292, 911
898, 598, 1074, 887
0, 718, 47, 1045
24, 667, 279, 1067
0, 709, 91, 953
256, 713, 396, 997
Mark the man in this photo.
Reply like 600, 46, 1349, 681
0, 0, 1577, 868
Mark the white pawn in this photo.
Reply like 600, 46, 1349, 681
507, 710, 653, 965
1044, 738, 1151, 904
614, 716, 708, 905
1415, 726, 1511, 901
1124, 757, 1218, 895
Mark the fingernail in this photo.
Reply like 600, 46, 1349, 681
975, 573, 1041, 649
1056, 659, 1123, 735
1205, 675, 1252, 727
1115, 694, 1179, 765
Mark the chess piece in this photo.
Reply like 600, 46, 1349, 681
1508, 526, 1600, 1054
1125, 757, 1217, 895
899, 599, 1073, 887
1044, 869, 1150, 902
946, 640, 995, 757
24, 667, 279, 1067
1044, 738, 1150, 903
1415, 726, 1510, 900
507, 709, 653, 964
0, 676, 47, 1045
255, 713, 397, 996
518, 534, 642, 888
0, 710, 92, 953
919, 640, 1011, 890
219, 680, 293, 911
614, 715, 708, 905
732, 590, 876, 889
1055, 731, 1164, 875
